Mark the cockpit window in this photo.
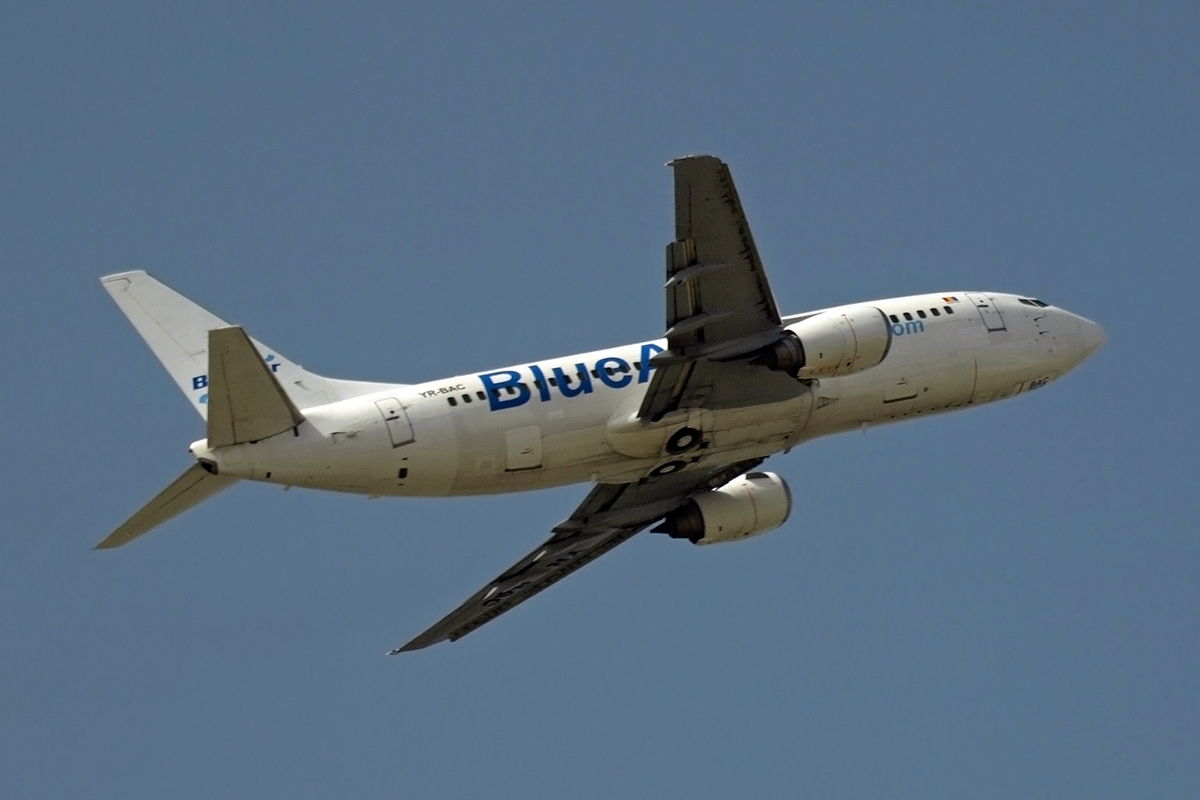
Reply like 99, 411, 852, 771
1019, 298, 1051, 308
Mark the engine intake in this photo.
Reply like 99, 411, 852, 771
653, 471, 792, 546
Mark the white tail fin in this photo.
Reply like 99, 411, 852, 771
95, 463, 237, 549
101, 271, 390, 417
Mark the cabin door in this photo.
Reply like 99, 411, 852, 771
375, 398, 415, 447
965, 292, 1006, 332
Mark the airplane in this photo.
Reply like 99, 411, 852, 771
97, 155, 1105, 653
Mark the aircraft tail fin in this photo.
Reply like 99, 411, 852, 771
96, 463, 237, 549
206, 326, 305, 446
101, 271, 390, 418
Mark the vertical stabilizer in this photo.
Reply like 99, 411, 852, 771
101, 271, 391, 418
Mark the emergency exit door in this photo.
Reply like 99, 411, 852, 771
505, 425, 543, 471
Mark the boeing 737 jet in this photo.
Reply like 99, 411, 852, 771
98, 155, 1104, 652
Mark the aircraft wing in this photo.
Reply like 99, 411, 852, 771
640, 155, 792, 421
390, 458, 763, 653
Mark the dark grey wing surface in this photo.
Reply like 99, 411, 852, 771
641, 155, 795, 421
390, 458, 763, 653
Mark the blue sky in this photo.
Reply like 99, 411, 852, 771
2, 3, 1197, 798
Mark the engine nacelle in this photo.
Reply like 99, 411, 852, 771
653, 472, 792, 546
760, 305, 891, 379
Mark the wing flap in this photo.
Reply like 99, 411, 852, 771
665, 155, 782, 353
640, 156, 792, 421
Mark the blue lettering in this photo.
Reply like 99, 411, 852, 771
891, 321, 926, 336
639, 343, 663, 383
192, 375, 208, 390
595, 357, 631, 389
552, 364, 593, 398
529, 364, 552, 402
479, 370, 531, 411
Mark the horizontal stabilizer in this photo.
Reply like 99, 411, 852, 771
207, 327, 305, 447
96, 463, 236, 549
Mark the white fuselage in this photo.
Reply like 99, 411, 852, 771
192, 292, 1104, 498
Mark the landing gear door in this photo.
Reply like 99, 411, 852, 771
375, 398, 415, 448
965, 292, 1006, 332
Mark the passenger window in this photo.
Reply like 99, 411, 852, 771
548, 377, 557, 387
505, 386, 516, 396
476, 391, 486, 400
590, 369, 599, 378
889, 314, 899, 323
903, 312, 913, 321
930, 308, 940, 316
563, 375, 572, 385
917, 310, 927, 319
462, 394, 472, 403
633, 362, 642, 371
944, 306, 954, 314
447, 397, 457, 407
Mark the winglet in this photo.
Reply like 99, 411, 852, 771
206, 327, 305, 447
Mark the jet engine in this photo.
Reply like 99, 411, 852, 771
653, 472, 792, 546
757, 305, 892, 379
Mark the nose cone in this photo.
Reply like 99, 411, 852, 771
1079, 317, 1106, 357
1058, 310, 1105, 371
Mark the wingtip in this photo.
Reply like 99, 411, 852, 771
99, 269, 147, 285
667, 154, 722, 168
386, 640, 428, 655
386, 644, 416, 656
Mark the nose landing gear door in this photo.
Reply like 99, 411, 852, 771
965, 292, 1006, 332
375, 398, 415, 448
